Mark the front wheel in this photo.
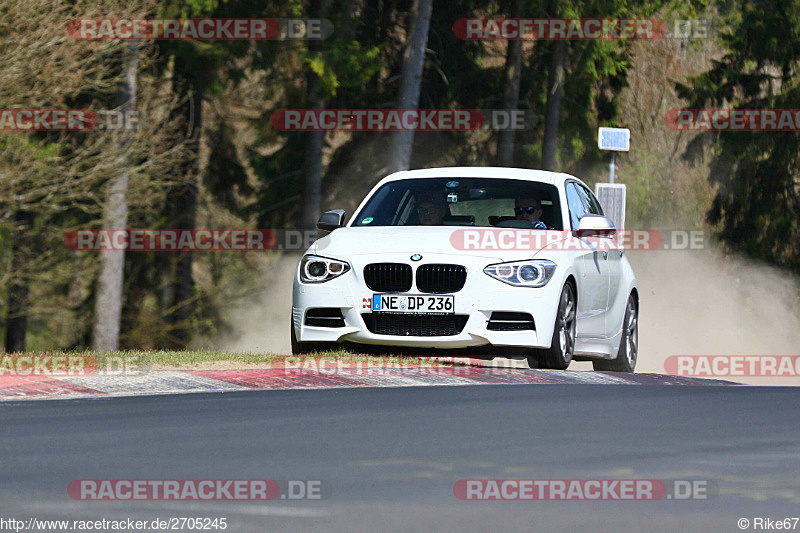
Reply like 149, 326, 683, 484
593, 293, 638, 373
528, 282, 576, 370
290, 320, 307, 355
290, 317, 331, 355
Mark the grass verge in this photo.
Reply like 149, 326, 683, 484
0, 349, 473, 371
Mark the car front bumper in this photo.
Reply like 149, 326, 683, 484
292, 252, 563, 350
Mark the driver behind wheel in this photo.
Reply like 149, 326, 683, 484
415, 191, 447, 226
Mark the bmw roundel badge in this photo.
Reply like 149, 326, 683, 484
410, 254, 422, 261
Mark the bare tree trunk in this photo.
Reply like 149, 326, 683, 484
4, 210, 34, 353
388, 0, 433, 173
496, 0, 524, 167
542, 40, 566, 171
301, 0, 331, 231
93, 43, 139, 351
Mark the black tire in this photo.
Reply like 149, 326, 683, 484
290, 320, 306, 355
593, 293, 638, 373
290, 317, 331, 355
528, 282, 577, 370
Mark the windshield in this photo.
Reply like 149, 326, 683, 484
352, 177, 563, 230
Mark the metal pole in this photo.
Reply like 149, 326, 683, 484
609, 152, 616, 184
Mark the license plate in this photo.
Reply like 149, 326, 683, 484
371, 294, 454, 314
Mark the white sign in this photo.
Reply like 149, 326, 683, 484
595, 183, 626, 232
598, 127, 630, 151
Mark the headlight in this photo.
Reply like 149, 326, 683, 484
484, 260, 557, 287
300, 255, 351, 283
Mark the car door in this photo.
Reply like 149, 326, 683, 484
578, 184, 623, 336
565, 182, 609, 337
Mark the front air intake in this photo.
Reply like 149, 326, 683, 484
361, 314, 468, 336
486, 312, 535, 331
305, 308, 345, 328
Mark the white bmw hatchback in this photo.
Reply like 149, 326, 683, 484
291, 167, 639, 371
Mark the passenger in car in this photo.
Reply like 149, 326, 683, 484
515, 196, 547, 229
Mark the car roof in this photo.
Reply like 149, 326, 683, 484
376, 167, 584, 189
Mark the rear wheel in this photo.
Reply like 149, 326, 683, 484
593, 293, 638, 373
528, 282, 576, 370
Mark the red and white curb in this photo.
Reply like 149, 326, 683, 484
0, 368, 734, 401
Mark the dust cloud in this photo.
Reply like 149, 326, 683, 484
215, 254, 298, 355
625, 248, 800, 385
216, 243, 800, 386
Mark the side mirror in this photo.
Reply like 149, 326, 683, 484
316, 209, 346, 232
576, 214, 616, 237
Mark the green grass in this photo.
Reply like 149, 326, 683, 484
1, 349, 461, 371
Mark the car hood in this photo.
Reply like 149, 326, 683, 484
310, 226, 565, 261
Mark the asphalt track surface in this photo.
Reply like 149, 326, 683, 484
2, 384, 800, 532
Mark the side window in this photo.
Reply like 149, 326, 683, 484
565, 183, 587, 230
577, 184, 604, 216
